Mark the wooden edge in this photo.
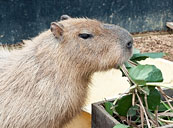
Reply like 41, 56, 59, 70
91, 99, 119, 128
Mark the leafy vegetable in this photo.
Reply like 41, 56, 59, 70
103, 49, 173, 127
129, 64, 163, 85
147, 88, 161, 110
104, 101, 113, 116
115, 94, 132, 116
127, 105, 139, 117
130, 52, 165, 61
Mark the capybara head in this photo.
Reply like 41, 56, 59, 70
50, 16, 133, 73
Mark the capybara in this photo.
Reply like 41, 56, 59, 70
0, 15, 133, 128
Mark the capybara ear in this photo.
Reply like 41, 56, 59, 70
60, 15, 71, 21
50, 22, 64, 38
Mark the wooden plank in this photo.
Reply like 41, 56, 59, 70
166, 22, 173, 30
92, 100, 119, 128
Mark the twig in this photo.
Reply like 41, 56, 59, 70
121, 64, 136, 85
132, 92, 135, 106
143, 93, 159, 127
155, 106, 159, 127
143, 92, 158, 127
158, 112, 173, 117
157, 124, 173, 128
146, 83, 173, 90
149, 119, 157, 128
157, 87, 173, 110
128, 60, 138, 66
158, 87, 173, 100
144, 93, 149, 110
158, 118, 173, 124
140, 105, 144, 128
135, 89, 151, 128
145, 106, 159, 127
165, 95, 173, 101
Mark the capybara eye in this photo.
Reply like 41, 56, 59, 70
78, 33, 93, 39
126, 41, 133, 49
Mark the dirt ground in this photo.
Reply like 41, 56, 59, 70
133, 32, 173, 61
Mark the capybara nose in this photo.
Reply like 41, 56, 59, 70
126, 41, 133, 49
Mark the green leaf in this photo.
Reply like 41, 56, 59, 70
129, 64, 163, 85
147, 88, 161, 110
131, 54, 148, 61
127, 105, 139, 116
124, 62, 133, 69
158, 102, 169, 112
104, 101, 113, 116
130, 52, 164, 61
158, 101, 173, 112
113, 124, 130, 128
142, 86, 150, 95
115, 94, 132, 116
142, 52, 165, 58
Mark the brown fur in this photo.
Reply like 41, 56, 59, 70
0, 17, 133, 128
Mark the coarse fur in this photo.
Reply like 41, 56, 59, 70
0, 16, 133, 128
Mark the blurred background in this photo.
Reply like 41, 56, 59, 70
0, 0, 173, 44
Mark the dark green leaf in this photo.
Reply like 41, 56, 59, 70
148, 86, 155, 91
147, 88, 161, 110
129, 64, 163, 85
113, 124, 130, 128
127, 105, 139, 116
104, 101, 113, 116
124, 62, 133, 69
130, 54, 148, 61
115, 94, 132, 116
158, 102, 169, 112
130, 52, 164, 61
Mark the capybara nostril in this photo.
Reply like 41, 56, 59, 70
126, 41, 133, 49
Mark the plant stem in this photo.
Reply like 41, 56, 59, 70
158, 112, 173, 117
132, 92, 135, 106
158, 87, 173, 100
140, 105, 144, 128
146, 106, 158, 127
121, 64, 136, 85
155, 106, 159, 127
146, 83, 173, 90
135, 89, 151, 128
157, 124, 173, 128
158, 118, 173, 124
144, 93, 149, 110
157, 87, 173, 110
128, 60, 138, 66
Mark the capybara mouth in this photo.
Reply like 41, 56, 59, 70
114, 62, 124, 69
114, 55, 132, 69
114, 64, 120, 69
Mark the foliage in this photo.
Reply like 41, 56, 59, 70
104, 49, 173, 128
